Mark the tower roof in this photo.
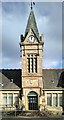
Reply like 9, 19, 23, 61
25, 10, 39, 39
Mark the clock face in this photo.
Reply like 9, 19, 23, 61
28, 35, 35, 43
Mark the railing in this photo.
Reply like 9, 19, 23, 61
2, 109, 23, 117
0, 104, 22, 117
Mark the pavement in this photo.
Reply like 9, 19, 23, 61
1, 117, 64, 120
1, 115, 64, 120
1, 110, 64, 120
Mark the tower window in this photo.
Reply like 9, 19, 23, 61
31, 57, 33, 72
34, 57, 37, 73
27, 57, 30, 73
27, 54, 37, 73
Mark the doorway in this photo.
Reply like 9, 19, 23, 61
28, 91, 38, 110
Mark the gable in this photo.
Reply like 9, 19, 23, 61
24, 28, 39, 44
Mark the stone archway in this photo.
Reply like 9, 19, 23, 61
27, 91, 38, 110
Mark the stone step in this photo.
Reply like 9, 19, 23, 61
18, 110, 48, 117
2, 110, 53, 117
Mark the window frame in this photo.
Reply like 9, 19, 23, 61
27, 54, 37, 73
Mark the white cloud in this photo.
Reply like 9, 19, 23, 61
43, 59, 62, 68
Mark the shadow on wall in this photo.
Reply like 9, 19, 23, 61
62, 90, 64, 115
57, 71, 64, 114
57, 71, 64, 88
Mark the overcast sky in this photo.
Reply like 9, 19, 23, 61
0, 2, 63, 69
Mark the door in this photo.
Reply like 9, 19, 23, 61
28, 91, 38, 110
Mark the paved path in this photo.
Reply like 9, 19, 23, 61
2, 116, 64, 120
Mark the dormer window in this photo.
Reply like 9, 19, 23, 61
2, 84, 4, 87
0, 83, 4, 87
51, 80, 54, 83
10, 79, 13, 83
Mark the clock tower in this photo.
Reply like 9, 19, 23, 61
20, 6, 44, 110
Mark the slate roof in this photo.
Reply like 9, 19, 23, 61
25, 10, 39, 39
42, 69, 64, 89
0, 69, 21, 90
0, 69, 64, 90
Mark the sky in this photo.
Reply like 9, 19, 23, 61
0, 2, 63, 69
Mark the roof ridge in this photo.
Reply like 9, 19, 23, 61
0, 68, 64, 70
43, 68, 64, 70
